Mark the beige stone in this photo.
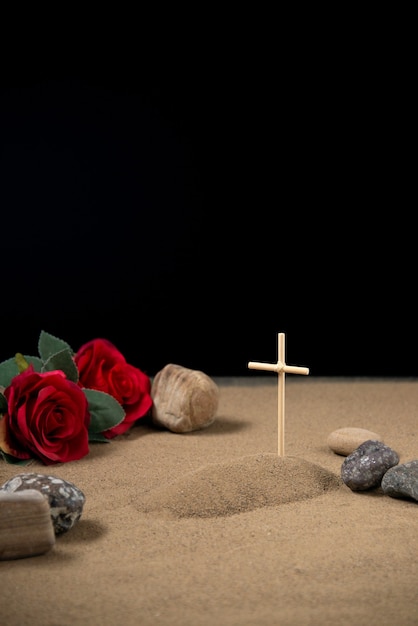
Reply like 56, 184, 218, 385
151, 363, 219, 433
327, 427, 383, 456
0, 489, 55, 560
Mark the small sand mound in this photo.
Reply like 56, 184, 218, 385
138, 453, 342, 518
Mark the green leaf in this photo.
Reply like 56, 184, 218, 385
15, 353, 29, 373
83, 388, 125, 434
38, 330, 74, 361
88, 433, 111, 443
0, 356, 43, 388
0, 393, 7, 414
42, 348, 79, 383
0, 450, 32, 465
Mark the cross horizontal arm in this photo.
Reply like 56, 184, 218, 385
248, 361, 278, 372
248, 361, 309, 376
283, 364, 309, 375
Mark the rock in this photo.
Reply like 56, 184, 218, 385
341, 440, 399, 491
327, 427, 383, 456
0, 473, 85, 535
151, 363, 219, 433
0, 489, 55, 560
381, 460, 418, 501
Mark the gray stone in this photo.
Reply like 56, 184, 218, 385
0, 473, 85, 535
341, 440, 399, 491
381, 460, 418, 501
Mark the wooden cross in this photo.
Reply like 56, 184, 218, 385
248, 333, 309, 456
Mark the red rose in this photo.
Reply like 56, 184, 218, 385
74, 338, 152, 438
0, 366, 90, 465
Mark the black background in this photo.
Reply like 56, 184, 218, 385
0, 17, 415, 378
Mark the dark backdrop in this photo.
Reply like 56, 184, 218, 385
0, 31, 415, 378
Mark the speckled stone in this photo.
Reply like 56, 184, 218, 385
341, 440, 399, 491
381, 460, 418, 501
0, 473, 85, 535
327, 427, 383, 456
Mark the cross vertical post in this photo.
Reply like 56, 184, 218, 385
248, 332, 309, 456
278, 333, 285, 457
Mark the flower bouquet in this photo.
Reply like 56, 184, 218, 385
0, 331, 152, 465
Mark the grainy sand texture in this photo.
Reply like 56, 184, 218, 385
1, 377, 418, 626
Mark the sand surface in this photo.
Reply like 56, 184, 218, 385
1, 377, 418, 625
